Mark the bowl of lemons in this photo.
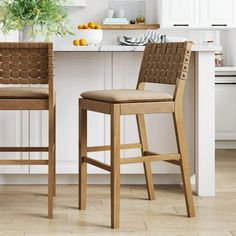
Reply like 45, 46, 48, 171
73, 22, 103, 46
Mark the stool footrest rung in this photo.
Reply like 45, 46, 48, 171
0, 147, 49, 152
144, 151, 181, 166
120, 154, 180, 165
0, 160, 49, 165
87, 143, 142, 152
82, 156, 111, 172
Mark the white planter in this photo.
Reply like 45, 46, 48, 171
19, 26, 35, 42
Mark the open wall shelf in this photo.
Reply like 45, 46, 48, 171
101, 24, 160, 30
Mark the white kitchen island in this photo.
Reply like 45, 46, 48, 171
0, 44, 220, 197
53, 45, 219, 197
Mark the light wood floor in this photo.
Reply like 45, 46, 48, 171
0, 149, 235, 236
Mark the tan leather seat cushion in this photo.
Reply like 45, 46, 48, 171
81, 89, 173, 103
0, 87, 49, 99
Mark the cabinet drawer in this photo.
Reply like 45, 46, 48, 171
215, 82, 236, 140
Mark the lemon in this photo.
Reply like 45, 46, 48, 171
88, 21, 96, 29
73, 39, 80, 46
79, 39, 87, 46
95, 24, 102, 29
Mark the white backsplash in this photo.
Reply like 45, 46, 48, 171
108, 0, 145, 20
225, 29, 236, 66
52, 0, 221, 47
57, 1, 219, 43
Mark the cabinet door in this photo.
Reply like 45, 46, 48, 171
200, 0, 235, 28
29, 52, 112, 174
112, 52, 195, 175
161, 0, 199, 28
0, 109, 29, 174
215, 83, 236, 140
112, 52, 143, 174
0, 31, 29, 174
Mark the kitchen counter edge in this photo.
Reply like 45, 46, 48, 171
54, 45, 221, 52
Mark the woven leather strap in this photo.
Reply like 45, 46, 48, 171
0, 42, 53, 84
138, 42, 192, 85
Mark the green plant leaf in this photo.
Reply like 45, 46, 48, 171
0, 0, 74, 40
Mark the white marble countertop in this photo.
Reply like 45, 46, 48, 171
215, 66, 236, 72
54, 45, 221, 52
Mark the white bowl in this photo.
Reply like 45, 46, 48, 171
77, 29, 103, 46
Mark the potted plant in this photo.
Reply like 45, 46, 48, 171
0, 0, 73, 41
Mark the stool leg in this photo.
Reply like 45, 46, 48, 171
173, 111, 195, 217
136, 114, 155, 200
53, 105, 56, 197
111, 104, 120, 229
48, 105, 54, 219
79, 104, 88, 210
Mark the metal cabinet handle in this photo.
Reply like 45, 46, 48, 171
215, 83, 236, 85
212, 24, 227, 27
215, 75, 236, 77
173, 24, 189, 27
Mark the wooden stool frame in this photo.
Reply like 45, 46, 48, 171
79, 42, 195, 229
0, 42, 56, 218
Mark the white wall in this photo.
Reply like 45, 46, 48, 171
0, 31, 19, 42
226, 29, 236, 65
214, 29, 236, 66
51, 0, 157, 46
49, 0, 221, 48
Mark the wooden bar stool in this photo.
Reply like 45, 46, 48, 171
0, 42, 56, 218
79, 42, 195, 229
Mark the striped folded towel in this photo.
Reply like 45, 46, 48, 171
118, 30, 188, 46
118, 30, 166, 46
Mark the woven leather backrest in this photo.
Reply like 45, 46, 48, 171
0, 42, 53, 84
138, 42, 192, 85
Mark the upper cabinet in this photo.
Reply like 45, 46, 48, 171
199, 0, 235, 28
157, 0, 236, 29
157, 0, 199, 28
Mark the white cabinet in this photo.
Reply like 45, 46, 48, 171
200, 0, 236, 28
0, 109, 29, 174
112, 53, 145, 174
30, 52, 112, 174
157, 0, 199, 28
0, 52, 111, 175
0, 31, 28, 174
28, 52, 194, 175
157, 0, 236, 28
0, 51, 194, 176
215, 70, 236, 140
111, 52, 195, 175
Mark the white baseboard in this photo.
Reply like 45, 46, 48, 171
0, 174, 181, 185
0, 174, 196, 185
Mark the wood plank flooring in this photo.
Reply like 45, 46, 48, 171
0, 149, 235, 235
